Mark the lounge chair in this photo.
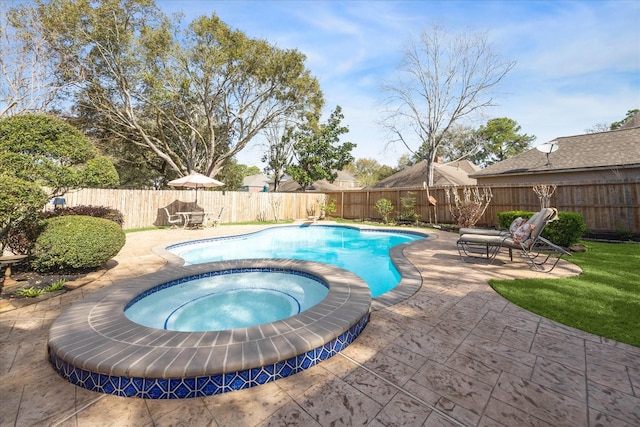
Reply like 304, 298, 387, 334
163, 208, 183, 229
456, 207, 571, 272
458, 208, 548, 237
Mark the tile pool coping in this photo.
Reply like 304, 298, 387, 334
47, 259, 371, 398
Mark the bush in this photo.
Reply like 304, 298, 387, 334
497, 210, 586, 247
31, 215, 125, 272
43, 205, 124, 227
375, 198, 394, 224
0, 175, 49, 253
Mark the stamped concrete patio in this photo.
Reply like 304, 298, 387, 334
1, 224, 638, 426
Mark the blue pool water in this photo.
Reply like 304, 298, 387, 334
168, 225, 424, 297
125, 271, 329, 331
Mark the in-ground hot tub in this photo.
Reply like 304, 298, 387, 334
48, 259, 371, 399
124, 270, 330, 332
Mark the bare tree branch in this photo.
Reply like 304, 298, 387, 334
380, 26, 515, 185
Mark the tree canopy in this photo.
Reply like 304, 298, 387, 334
0, 114, 119, 196
475, 117, 535, 166
11, 0, 322, 184
285, 106, 355, 191
344, 158, 395, 187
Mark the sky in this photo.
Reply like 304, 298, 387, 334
158, 0, 640, 168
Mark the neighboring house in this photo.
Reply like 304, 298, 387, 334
241, 174, 271, 192
332, 170, 362, 189
278, 170, 361, 192
367, 159, 480, 189
470, 122, 640, 185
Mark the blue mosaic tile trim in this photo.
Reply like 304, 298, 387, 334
49, 313, 369, 399
125, 267, 328, 310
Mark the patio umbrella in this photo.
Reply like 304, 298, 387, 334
167, 172, 224, 202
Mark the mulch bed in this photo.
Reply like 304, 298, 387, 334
0, 265, 92, 301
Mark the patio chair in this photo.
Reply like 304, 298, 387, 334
205, 207, 224, 227
163, 208, 183, 229
456, 207, 571, 272
185, 210, 205, 228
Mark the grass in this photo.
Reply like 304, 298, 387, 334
490, 240, 640, 348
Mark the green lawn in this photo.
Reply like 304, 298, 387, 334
490, 240, 640, 348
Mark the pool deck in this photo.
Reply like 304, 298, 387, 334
1, 224, 639, 426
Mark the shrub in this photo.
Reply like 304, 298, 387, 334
31, 215, 125, 272
43, 205, 124, 227
544, 212, 586, 247
455, 201, 484, 228
397, 192, 420, 223
0, 175, 49, 253
497, 210, 586, 247
375, 198, 394, 224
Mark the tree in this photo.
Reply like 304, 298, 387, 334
585, 109, 639, 133
380, 26, 515, 185
17, 0, 322, 181
0, 3, 61, 117
262, 120, 297, 192
0, 114, 119, 196
435, 124, 484, 164
610, 109, 639, 130
286, 106, 355, 191
344, 158, 395, 187
395, 154, 415, 170
584, 122, 612, 134
475, 117, 535, 166
214, 160, 260, 191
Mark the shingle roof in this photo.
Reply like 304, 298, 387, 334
368, 160, 480, 189
242, 174, 270, 187
471, 125, 640, 178
278, 178, 344, 192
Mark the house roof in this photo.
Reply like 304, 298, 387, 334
367, 159, 480, 189
620, 112, 640, 129
278, 178, 344, 192
471, 125, 640, 178
242, 174, 270, 187
277, 170, 359, 192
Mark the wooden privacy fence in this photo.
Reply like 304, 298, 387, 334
59, 181, 639, 234
60, 188, 325, 229
325, 181, 640, 234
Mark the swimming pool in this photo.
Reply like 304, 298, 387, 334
167, 225, 426, 297
48, 224, 430, 399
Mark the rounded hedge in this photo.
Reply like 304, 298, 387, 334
31, 215, 126, 272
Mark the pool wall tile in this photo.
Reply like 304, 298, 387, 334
48, 254, 393, 398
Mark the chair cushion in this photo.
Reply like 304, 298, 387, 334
509, 217, 526, 235
509, 216, 526, 234
512, 223, 534, 244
